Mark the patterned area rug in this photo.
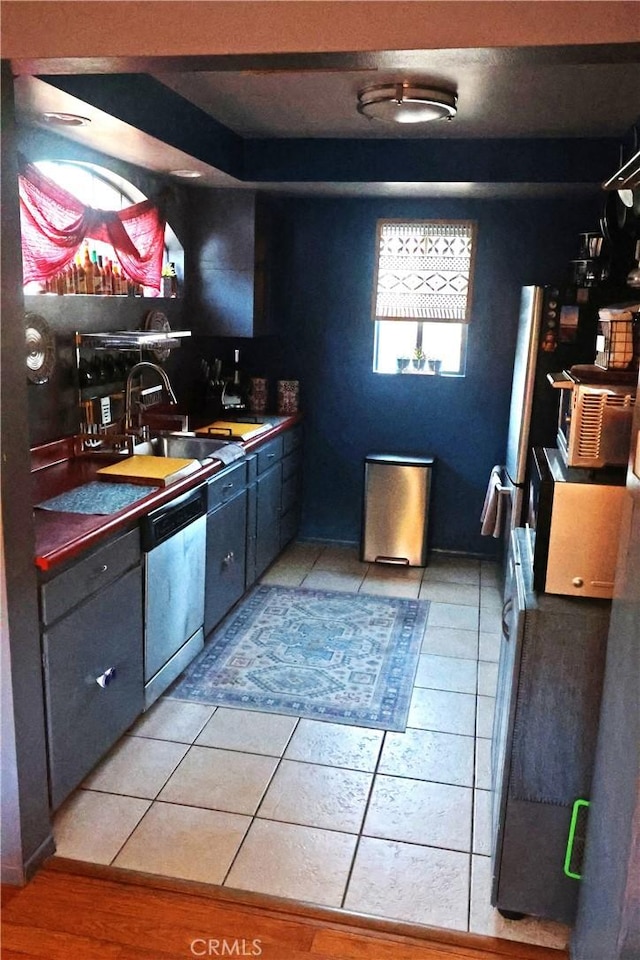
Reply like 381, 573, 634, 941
167, 585, 429, 732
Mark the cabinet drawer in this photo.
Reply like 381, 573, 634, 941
283, 425, 303, 456
41, 528, 140, 626
257, 435, 284, 474
207, 460, 247, 513
43, 565, 144, 810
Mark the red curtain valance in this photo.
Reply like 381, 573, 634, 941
18, 161, 166, 290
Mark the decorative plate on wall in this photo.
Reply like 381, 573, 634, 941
25, 312, 56, 384
143, 309, 171, 362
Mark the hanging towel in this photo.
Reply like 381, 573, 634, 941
481, 465, 507, 538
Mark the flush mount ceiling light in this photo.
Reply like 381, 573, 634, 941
41, 112, 91, 127
170, 169, 203, 179
357, 82, 457, 124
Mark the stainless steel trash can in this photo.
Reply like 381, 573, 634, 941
361, 454, 434, 567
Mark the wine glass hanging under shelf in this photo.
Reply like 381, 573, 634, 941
74, 330, 191, 452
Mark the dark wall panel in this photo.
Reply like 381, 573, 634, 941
268, 193, 603, 557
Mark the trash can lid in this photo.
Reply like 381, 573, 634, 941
365, 453, 435, 467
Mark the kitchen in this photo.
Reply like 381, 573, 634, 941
2, 5, 640, 960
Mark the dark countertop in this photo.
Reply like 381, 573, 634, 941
32, 414, 301, 573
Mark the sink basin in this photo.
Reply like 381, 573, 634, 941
134, 433, 245, 465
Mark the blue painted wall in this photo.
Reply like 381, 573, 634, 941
267, 194, 603, 557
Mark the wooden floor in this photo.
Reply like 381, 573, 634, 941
1, 861, 568, 960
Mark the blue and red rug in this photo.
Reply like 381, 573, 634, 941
167, 585, 429, 732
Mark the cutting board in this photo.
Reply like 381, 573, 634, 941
196, 420, 271, 441
96, 455, 201, 486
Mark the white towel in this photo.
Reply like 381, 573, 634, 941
481, 465, 506, 538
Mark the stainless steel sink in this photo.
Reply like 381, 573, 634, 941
135, 433, 246, 465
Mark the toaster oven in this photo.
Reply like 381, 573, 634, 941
550, 367, 636, 469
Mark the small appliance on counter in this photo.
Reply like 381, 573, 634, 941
221, 349, 246, 411
548, 365, 636, 469
527, 447, 626, 599
594, 301, 639, 371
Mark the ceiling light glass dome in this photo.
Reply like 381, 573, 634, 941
357, 83, 457, 124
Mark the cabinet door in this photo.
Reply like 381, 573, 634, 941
205, 490, 247, 635
255, 463, 282, 579
280, 450, 302, 549
43, 566, 144, 810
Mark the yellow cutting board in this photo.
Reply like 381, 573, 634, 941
96, 455, 201, 486
196, 420, 271, 440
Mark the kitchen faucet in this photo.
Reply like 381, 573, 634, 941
124, 361, 178, 434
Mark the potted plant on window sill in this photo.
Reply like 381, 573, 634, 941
412, 348, 426, 371
396, 354, 411, 373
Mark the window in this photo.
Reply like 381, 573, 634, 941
22, 160, 183, 294
372, 219, 476, 375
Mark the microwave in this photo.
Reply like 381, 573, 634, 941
527, 447, 626, 599
550, 366, 636, 469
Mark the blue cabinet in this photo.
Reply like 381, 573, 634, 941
205, 460, 248, 635
40, 529, 143, 810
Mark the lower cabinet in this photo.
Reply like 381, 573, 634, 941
246, 424, 303, 586
40, 530, 144, 810
38, 425, 302, 810
254, 463, 283, 580
205, 489, 248, 635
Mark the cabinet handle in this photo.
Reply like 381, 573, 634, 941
96, 667, 117, 688
501, 598, 513, 641
222, 551, 235, 568
89, 563, 109, 582
222, 483, 234, 492
266, 453, 275, 459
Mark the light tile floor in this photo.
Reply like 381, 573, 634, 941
53, 542, 570, 949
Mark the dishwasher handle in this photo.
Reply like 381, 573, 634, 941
141, 485, 207, 551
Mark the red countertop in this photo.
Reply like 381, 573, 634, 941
32, 415, 301, 573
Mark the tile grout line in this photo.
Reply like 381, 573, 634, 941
338, 725, 386, 910
219, 715, 302, 888
468, 580, 482, 933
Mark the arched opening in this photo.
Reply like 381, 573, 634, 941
22, 159, 184, 297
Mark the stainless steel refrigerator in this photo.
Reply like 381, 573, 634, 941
504, 285, 599, 529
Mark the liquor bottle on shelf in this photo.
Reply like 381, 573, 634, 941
100, 258, 109, 295
76, 253, 87, 295
82, 244, 94, 294
90, 250, 102, 295
168, 262, 178, 298
68, 259, 78, 295
103, 258, 114, 296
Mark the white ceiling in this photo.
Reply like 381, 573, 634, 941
13, 44, 640, 196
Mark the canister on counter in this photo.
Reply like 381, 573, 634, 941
248, 377, 269, 414
277, 380, 299, 414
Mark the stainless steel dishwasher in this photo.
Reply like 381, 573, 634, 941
140, 485, 207, 708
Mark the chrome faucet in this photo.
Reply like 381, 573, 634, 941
124, 361, 178, 433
